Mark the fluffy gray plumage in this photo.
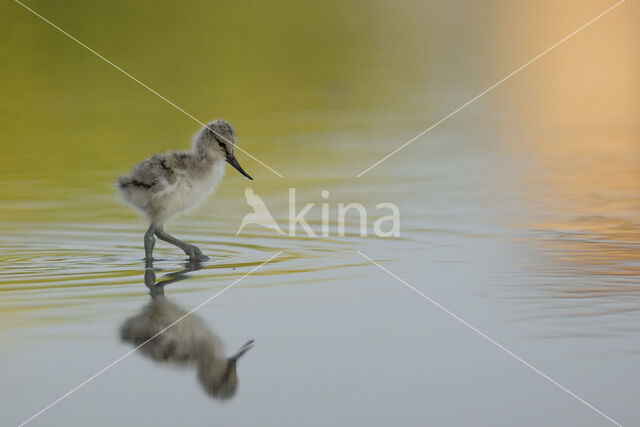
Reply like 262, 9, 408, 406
117, 120, 253, 261
118, 120, 238, 225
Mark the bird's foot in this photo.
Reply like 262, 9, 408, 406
186, 246, 209, 262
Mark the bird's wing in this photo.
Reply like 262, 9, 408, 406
149, 153, 185, 197
124, 153, 187, 198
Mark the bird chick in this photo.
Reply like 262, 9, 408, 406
118, 120, 252, 262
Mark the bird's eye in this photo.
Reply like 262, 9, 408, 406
218, 141, 225, 148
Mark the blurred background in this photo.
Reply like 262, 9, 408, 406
0, 0, 638, 426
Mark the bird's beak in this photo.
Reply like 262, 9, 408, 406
226, 154, 253, 180
230, 339, 255, 363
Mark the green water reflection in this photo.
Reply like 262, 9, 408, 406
0, 0, 639, 333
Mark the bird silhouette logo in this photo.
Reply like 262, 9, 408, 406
236, 188, 285, 236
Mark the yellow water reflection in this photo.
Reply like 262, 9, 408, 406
491, 1, 640, 292
0, 0, 638, 325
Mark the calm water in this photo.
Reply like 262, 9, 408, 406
1, 0, 639, 426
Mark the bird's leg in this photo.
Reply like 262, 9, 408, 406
154, 227, 208, 261
144, 224, 156, 263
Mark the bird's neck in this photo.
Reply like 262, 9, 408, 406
194, 145, 225, 169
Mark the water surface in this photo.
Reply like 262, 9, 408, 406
1, 0, 639, 426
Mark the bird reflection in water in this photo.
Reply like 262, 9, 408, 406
120, 261, 254, 400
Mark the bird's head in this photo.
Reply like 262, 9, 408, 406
196, 119, 253, 180
196, 339, 254, 400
